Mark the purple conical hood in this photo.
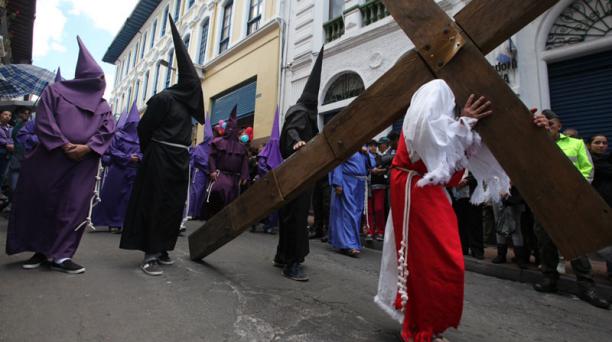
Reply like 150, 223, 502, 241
204, 112, 213, 143
75, 36, 104, 79
119, 101, 140, 143
258, 107, 283, 169
51, 36, 107, 113
166, 15, 205, 124
54, 67, 62, 82
225, 105, 239, 139
116, 108, 129, 129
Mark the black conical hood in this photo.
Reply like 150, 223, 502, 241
166, 15, 205, 124
296, 46, 324, 111
169, 15, 199, 86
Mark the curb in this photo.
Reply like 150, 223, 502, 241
361, 238, 612, 300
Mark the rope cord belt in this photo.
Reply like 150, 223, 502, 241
152, 138, 190, 151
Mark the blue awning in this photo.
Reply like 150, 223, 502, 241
103, 0, 162, 63
211, 81, 257, 124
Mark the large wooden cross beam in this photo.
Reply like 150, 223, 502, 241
189, 0, 612, 260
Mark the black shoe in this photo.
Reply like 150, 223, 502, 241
141, 260, 163, 276
282, 262, 309, 282
320, 235, 328, 243
533, 278, 558, 293
158, 252, 175, 265
578, 288, 610, 310
51, 260, 85, 274
22, 253, 47, 269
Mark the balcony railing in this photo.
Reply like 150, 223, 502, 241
323, 16, 345, 43
360, 0, 389, 26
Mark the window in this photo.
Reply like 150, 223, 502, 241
150, 20, 157, 48
247, 0, 263, 35
183, 34, 190, 49
116, 62, 122, 83
142, 71, 150, 102
134, 80, 140, 106
219, 1, 233, 53
161, 5, 169, 36
125, 53, 131, 75
188, 0, 195, 8
174, 0, 182, 21
198, 19, 209, 64
141, 32, 147, 59
133, 44, 139, 67
126, 86, 132, 111
164, 49, 174, 89
153, 63, 161, 95
323, 72, 365, 105
329, 0, 343, 20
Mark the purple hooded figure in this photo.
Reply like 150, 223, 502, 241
6, 36, 115, 274
257, 106, 283, 174
120, 16, 205, 276
255, 107, 283, 232
203, 105, 249, 220
187, 114, 213, 219
92, 102, 142, 231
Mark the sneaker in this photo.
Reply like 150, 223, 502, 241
375, 234, 384, 241
141, 260, 163, 276
365, 234, 373, 242
51, 260, 86, 274
282, 262, 309, 282
22, 253, 47, 269
158, 252, 175, 265
557, 259, 566, 274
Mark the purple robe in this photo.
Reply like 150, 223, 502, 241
93, 103, 141, 228
6, 36, 115, 261
328, 152, 369, 250
15, 120, 39, 153
204, 116, 248, 220
92, 131, 141, 228
188, 139, 211, 219
6, 86, 115, 260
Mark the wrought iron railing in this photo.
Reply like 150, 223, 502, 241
360, 0, 389, 26
323, 16, 345, 43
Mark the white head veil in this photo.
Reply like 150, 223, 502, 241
402, 79, 510, 204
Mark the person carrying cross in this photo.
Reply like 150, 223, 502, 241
374, 79, 549, 341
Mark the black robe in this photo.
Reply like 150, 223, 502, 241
275, 103, 319, 264
120, 91, 192, 253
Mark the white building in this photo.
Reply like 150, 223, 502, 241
281, 0, 612, 143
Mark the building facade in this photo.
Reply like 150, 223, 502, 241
281, 0, 611, 145
104, 0, 283, 142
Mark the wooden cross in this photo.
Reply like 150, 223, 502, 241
189, 0, 612, 261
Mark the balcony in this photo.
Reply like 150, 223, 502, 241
360, 0, 389, 26
323, 0, 390, 44
323, 16, 345, 43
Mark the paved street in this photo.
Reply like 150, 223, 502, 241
1, 218, 611, 342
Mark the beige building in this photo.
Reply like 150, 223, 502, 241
104, 0, 283, 143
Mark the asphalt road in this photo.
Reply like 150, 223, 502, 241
1, 219, 611, 342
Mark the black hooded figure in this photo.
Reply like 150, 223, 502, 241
275, 47, 324, 281
120, 15, 205, 276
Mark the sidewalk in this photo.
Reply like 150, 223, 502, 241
360, 238, 612, 299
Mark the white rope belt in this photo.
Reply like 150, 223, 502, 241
394, 166, 418, 311
152, 138, 190, 151
75, 160, 104, 232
